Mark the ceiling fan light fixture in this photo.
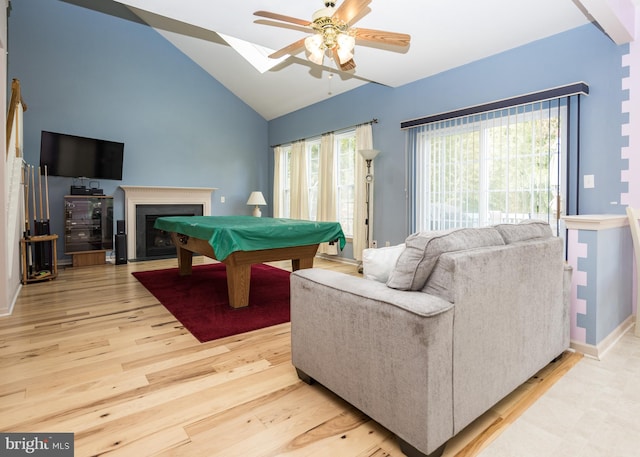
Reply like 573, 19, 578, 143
305, 34, 325, 64
336, 33, 355, 63
305, 33, 323, 52
337, 49, 353, 64
337, 33, 355, 50
336, 45, 353, 64
308, 47, 325, 65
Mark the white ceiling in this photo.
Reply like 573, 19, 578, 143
104, 0, 631, 120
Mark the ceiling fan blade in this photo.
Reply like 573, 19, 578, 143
254, 10, 311, 27
332, 0, 371, 25
268, 37, 307, 59
340, 59, 356, 71
332, 48, 356, 71
355, 28, 411, 47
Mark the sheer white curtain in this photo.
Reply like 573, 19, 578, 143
290, 140, 309, 219
272, 146, 284, 217
317, 133, 336, 254
353, 124, 373, 261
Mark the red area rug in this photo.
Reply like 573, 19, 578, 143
132, 263, 291, 342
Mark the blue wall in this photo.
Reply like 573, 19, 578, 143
8, 1, 269, 260
269, 24, 628, 248
576, 227, 633, 345
10, 2, 628, 261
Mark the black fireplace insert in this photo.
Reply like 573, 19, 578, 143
135, 204, 203, 260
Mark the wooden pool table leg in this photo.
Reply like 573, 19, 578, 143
176, 245, 194, 276
291, 256, 315, 271
225, 263, 251, 308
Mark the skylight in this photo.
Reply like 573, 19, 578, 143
218, 33, 287, 73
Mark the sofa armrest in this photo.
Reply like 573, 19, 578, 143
290, 268, 455, 455
292, 268, 453, 317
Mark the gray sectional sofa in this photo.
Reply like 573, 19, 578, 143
290, 221, 571, 457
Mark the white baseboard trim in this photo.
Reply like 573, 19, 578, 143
570, 315, 635, 360
0, 283, 22, 317
316, 253, 358, 266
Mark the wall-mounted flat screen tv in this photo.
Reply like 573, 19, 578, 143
39, 130, 124, 180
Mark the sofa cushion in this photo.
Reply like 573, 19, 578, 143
494, 220, 552, 244
362, 243, 406, 283
386, 227, 504, 291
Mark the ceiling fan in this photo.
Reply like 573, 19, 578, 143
254, 0, 411, 71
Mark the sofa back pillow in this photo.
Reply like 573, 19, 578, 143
386, 227, 504, 291
494, 220, 552, 244
362, 243, 406, 283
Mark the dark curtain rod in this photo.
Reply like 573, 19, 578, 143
400, 82, 589, 129
270, 118, 378, 148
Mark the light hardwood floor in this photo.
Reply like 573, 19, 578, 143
1, 256, 581, 457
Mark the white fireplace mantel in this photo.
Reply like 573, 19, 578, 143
120, 186, 217, 260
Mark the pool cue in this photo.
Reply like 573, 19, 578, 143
31, 165, 44, 271
45, 165, 50, 222
23, 163, 33, 277
35, 165, 52, 271
31, 165, 36, 228
23, 163, 30, 237
36, 165, 50, 236
38, 166, 44, 223
42, 164, 52, 272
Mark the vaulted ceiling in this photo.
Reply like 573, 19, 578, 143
81, 1, 637, 120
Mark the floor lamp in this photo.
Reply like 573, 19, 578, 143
358, 149, 380, 272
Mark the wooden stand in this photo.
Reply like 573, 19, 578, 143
20, 234, 58, 284
69, 250, 107, 267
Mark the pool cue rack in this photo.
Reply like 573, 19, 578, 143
20, 235, 58, 284
20, 163, 58, 284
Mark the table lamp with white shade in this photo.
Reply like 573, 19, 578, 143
247, 191, 267, 217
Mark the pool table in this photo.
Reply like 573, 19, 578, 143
155, 216, 346, 308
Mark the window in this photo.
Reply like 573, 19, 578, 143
277, 145, 292, 218
410, 99, 567, 235
274, 129, 357, 237
306, 139, 320, 221
336, 132, 356, 236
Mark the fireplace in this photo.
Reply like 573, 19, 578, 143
136, 204, 203, 260
120, 186, 217, 261
145, 216, 175, 258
